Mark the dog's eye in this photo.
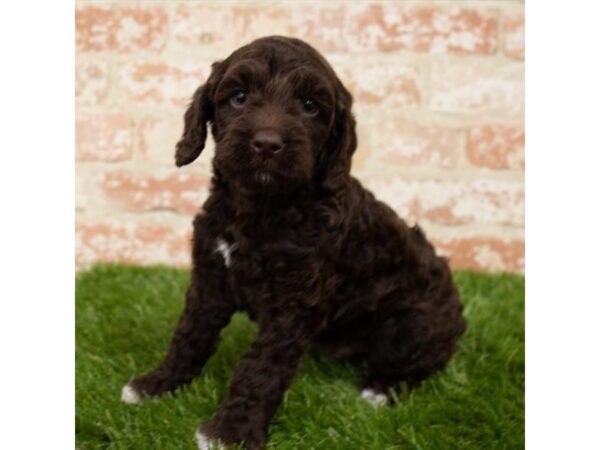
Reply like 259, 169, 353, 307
302, 99, 318, 116
230, 91, 248, 108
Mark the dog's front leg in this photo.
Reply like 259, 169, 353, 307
122, 273, 235, 403
197, 312, 316, 449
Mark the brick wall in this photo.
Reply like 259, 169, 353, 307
75, 0, 525, 273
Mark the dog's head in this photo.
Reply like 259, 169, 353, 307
175, 36, 357, 194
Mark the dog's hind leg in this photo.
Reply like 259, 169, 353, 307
121, 274, 235, 403
361, 307, 465, 405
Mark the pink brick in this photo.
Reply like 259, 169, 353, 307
76, 112, 133, 162
101, 171, 210, 215
504, 14, 525, 59
424, 180, 524, 227
232, 6, 295, 48
467, 125, 525, 169
120, 61, 211, 108
171, 3, 348, 53
75, 61, 109, 105
76, 220, 191, 266
136, 115, 216, 171
337, 61, 423, 108
433, 236, 524, 272
76, 167, 107, 213
362, 177, 524, 227
291, 4, 348, 53
137, 115, 181, 165
173, 5, 300, 52
347, 4, 498, 54
430, 59, 524, 115
76, 5, 167, 53
361, 120, 460, 169
171, 4, 237, 51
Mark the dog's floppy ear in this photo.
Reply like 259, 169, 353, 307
317, 83, 357, 193
175, 62, 222, 167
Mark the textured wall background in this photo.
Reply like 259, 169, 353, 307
75, 0, 525, 272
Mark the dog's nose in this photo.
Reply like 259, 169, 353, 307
251, 130, 283, 157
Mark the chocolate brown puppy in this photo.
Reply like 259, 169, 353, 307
121, 36, 466, 450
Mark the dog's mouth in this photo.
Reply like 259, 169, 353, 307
254, 171, 274, 185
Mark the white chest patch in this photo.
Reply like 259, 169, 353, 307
214, 238, 237, 268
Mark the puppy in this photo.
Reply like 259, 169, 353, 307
122, 36, 466, 449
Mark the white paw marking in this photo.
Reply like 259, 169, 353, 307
195, 430, 224, 450
121, 383, 141, 404
214, 238, 237, 268
361, 388, 388, 406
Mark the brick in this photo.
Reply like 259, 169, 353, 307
361, 120, 460, 169
75, 61, 109, 105
347, 4, 498, 54
136, 115, 214, 171
504, 14, 525, 59
75, 5, 167, 53
172, 3, 348, 53
362, 177, 524, 227
101, 171, 210, 215
352, 121, 372, 171
337, 60, 423, 109
232, 6, 296, 48
433, 236, 524, 272
430, 59, 524, 115
467, 125, 524, 169
423, 180, 524, 227
76, 220, 191, 266
137, 115, 183, 165
120, 61, 211, 108
171, 4, 237, 52
292, 4, 348, 53
75, 167, 102, 212
76, 112, 133, 162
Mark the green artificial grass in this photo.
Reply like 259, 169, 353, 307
76, 264, 524, 450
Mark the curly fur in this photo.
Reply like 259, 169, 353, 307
125, 36, 466, 449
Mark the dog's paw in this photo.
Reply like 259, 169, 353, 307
360, 388, 389, 406
195, 430, 225, 450
197, 418, 266, 450
120, 383, 142, 405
